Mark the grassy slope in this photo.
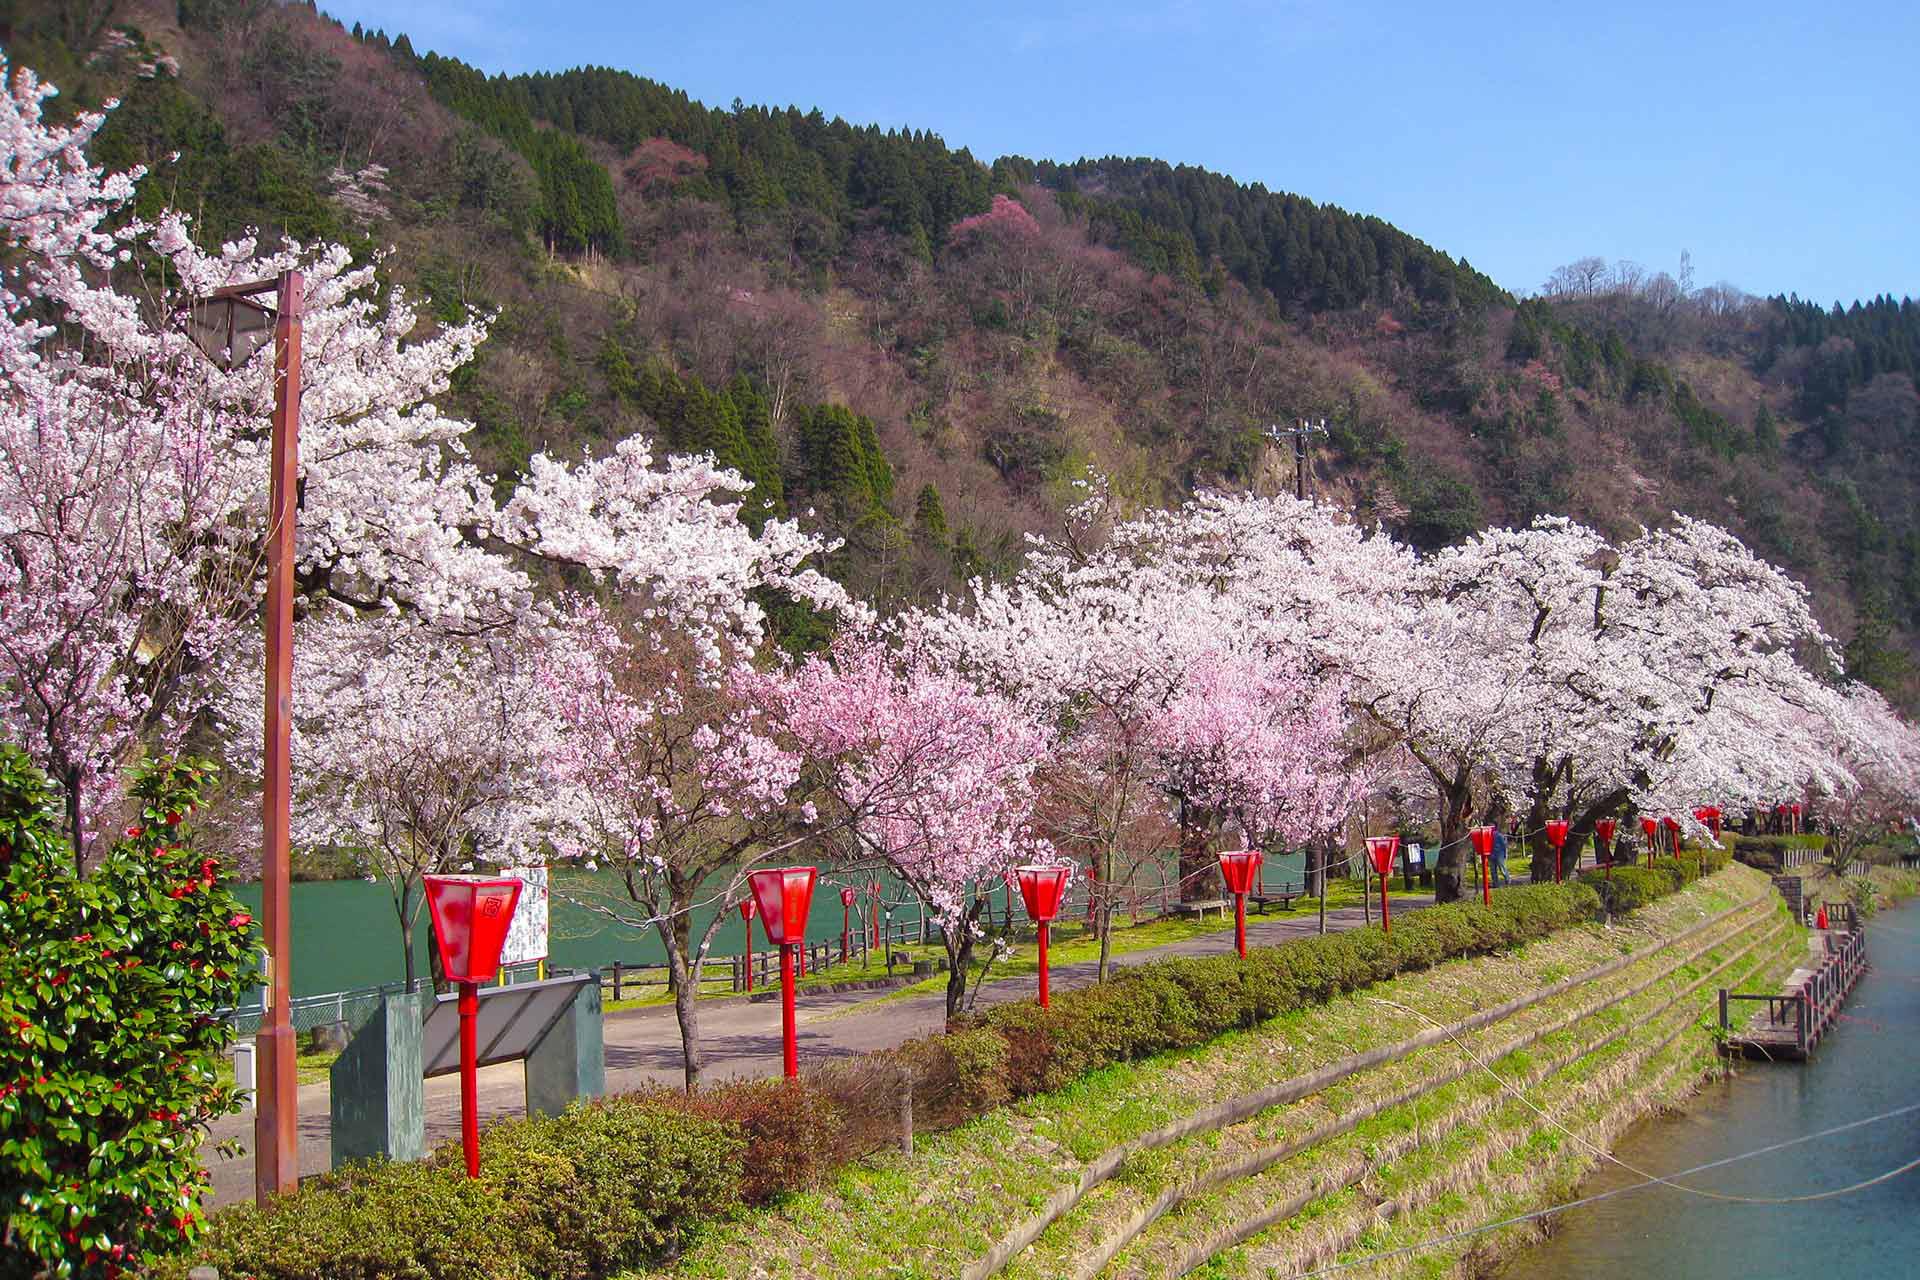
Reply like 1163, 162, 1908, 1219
631, 866, 1788, 1280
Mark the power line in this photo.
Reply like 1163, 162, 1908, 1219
1286, 1100, 1920, 1278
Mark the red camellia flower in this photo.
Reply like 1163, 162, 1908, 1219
125, 825, 143, 838
166, 811, 182, 826
227, 912, 252, 929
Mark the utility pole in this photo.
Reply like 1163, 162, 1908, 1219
1261, 419, 1329, 500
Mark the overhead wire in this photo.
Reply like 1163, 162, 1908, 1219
1282, 1100, 1920, 1278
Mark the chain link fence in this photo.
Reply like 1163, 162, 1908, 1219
217, 961, 553, 1038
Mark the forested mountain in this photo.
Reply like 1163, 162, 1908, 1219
5, 0, 1918, 703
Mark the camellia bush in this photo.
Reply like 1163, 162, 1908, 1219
0, 749, 255, 1278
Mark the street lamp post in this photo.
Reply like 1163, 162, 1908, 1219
423, 875, 524, 1179
1015, 864, 1071, 1007
178, 270, 303, 1205
1544, 820, 1570, 883
1640, 816, 1659, 865
840, 886, 856, 962
1217, 848, 1262, 958
749, 867, 818, 1077
1366, 836, 1401, 935
1469, 826, 1495, 905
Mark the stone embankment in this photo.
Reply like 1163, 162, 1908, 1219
643, 867, 1802, 1279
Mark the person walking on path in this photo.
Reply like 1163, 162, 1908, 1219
1489, 803, 1512, 887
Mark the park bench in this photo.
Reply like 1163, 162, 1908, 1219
1172, 897, 1229, 921
1250, 881, 1305, 914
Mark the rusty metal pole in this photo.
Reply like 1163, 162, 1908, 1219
255, 269, 303, 1204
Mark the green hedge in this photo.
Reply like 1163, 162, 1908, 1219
900, 882, 1599, 1119
181, 1098, 742, 1280
1577, 843, 1730, 912
182, 882, 1610, 1280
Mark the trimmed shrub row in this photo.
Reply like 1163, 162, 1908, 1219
181, 881, 1613, 1280
179, 1097, 743, 1280
1578, 844, 1733, 912
892, 883, 1599, 1125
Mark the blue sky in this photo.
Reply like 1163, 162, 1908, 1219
325, 1, 1916, 304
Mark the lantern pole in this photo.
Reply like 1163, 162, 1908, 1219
781, 942, 798, 1077
743, 904, 754, 993
1037, 919, 1052, 1008
457, 980, 481, 1177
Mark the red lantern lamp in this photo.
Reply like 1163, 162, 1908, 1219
423, 875, 525, 1179
1016, 864, 1072, 1008
737, 895, 758, 992
1218, 848, 1263, 958
1595, 818, 1619, 877
839, 886, 857, 962
425, 875, 523, 985
1544, 820, 1570, 882
1366, 836, 1400, 934
1469, 826, 1496, 905
1640, 816, 1659, 863
749, 866, 818, 1077
1789, 802, 1803, 834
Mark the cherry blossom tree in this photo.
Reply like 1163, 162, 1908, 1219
1145, 648, 1365, 855
532, 599, 823, 1087
221, 613, 549, 987
755, 635, 1054, 1019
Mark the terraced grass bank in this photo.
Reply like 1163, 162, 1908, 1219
641, 866, 1800, 1280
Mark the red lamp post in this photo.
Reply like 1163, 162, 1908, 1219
1662, 815, 1682, 857
1774, 802, 1789, 835
1217, 848, 1263, 958
1366, 836, 1401, 935
1544, 820, 1570, 882
749, 867, 818, 1078
1789, 802, 1803, 835
738, 896, 757, 992
840, 886, 856, 961
1693, 806, 1722, 840
868, 880, 881, 951
423, 874, 525, 1179
1595, 818, 1618, 878
1640, 816, 1659, 864
1015, 864, 1071, 1008
1469, 826, 1495, 905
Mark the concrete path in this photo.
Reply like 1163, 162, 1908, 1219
201, 896, 1431, 1207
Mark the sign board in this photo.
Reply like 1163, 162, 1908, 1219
499, 865, 550, 966
1406, 843, 1424, 867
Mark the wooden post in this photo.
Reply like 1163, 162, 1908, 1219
898, 1072, 914, 1157
612, 961, 623, 1003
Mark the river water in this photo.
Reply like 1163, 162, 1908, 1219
1499, 896, 1920, 1279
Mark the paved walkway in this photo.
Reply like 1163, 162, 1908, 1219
201, 896, 1431, 1207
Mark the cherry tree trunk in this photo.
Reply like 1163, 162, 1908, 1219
1432, 772, 1474, 903
1177, 798, 1218, 903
